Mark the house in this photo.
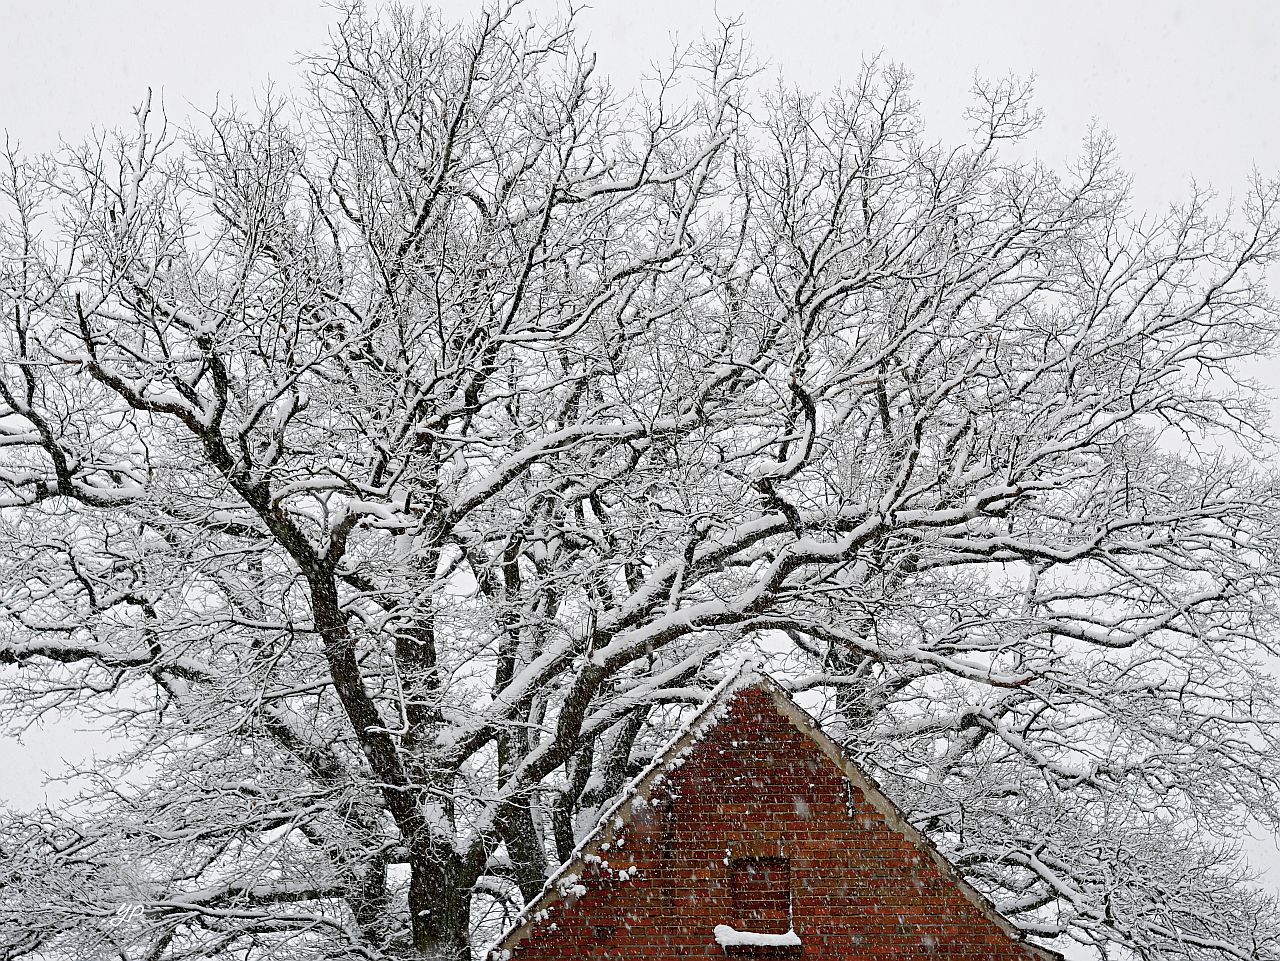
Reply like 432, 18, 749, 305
490, 667, 1062, 960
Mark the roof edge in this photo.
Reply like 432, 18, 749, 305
488, 657, 762, 957
754, 679, 1064, 961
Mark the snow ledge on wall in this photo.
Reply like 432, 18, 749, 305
713, 924, 803, 948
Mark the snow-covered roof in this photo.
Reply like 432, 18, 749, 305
488, 661, 1064, 961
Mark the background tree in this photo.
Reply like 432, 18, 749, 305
3, 3, 1280, 959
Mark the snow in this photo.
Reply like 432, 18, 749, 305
556, 874, 587, 899
713, 925, 802, 948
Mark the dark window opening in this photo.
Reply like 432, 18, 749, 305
730, 857, 791, 933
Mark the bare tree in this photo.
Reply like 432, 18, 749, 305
3, 4, 1280, 959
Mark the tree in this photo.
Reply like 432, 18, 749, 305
2, 3, 1280, 959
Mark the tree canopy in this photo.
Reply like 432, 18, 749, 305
3, 4, 1280, 959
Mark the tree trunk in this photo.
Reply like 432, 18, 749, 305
410, 848, 472, 961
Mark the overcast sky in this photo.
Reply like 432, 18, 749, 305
3, 0, 1279, 908
4, 1, 1278, 204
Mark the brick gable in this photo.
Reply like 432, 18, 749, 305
493, 679, 1060, 961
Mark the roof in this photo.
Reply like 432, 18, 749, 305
489, 661, 1064, 961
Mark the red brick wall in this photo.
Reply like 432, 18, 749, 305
500, 686, 1049, 960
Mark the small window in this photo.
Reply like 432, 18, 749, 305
730, 857, 791, 933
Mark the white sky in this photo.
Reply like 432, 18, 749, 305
3, 0, 1278, 207
2, 0, 1280, 928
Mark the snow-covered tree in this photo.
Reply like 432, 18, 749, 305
3, 4, 1280, 959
